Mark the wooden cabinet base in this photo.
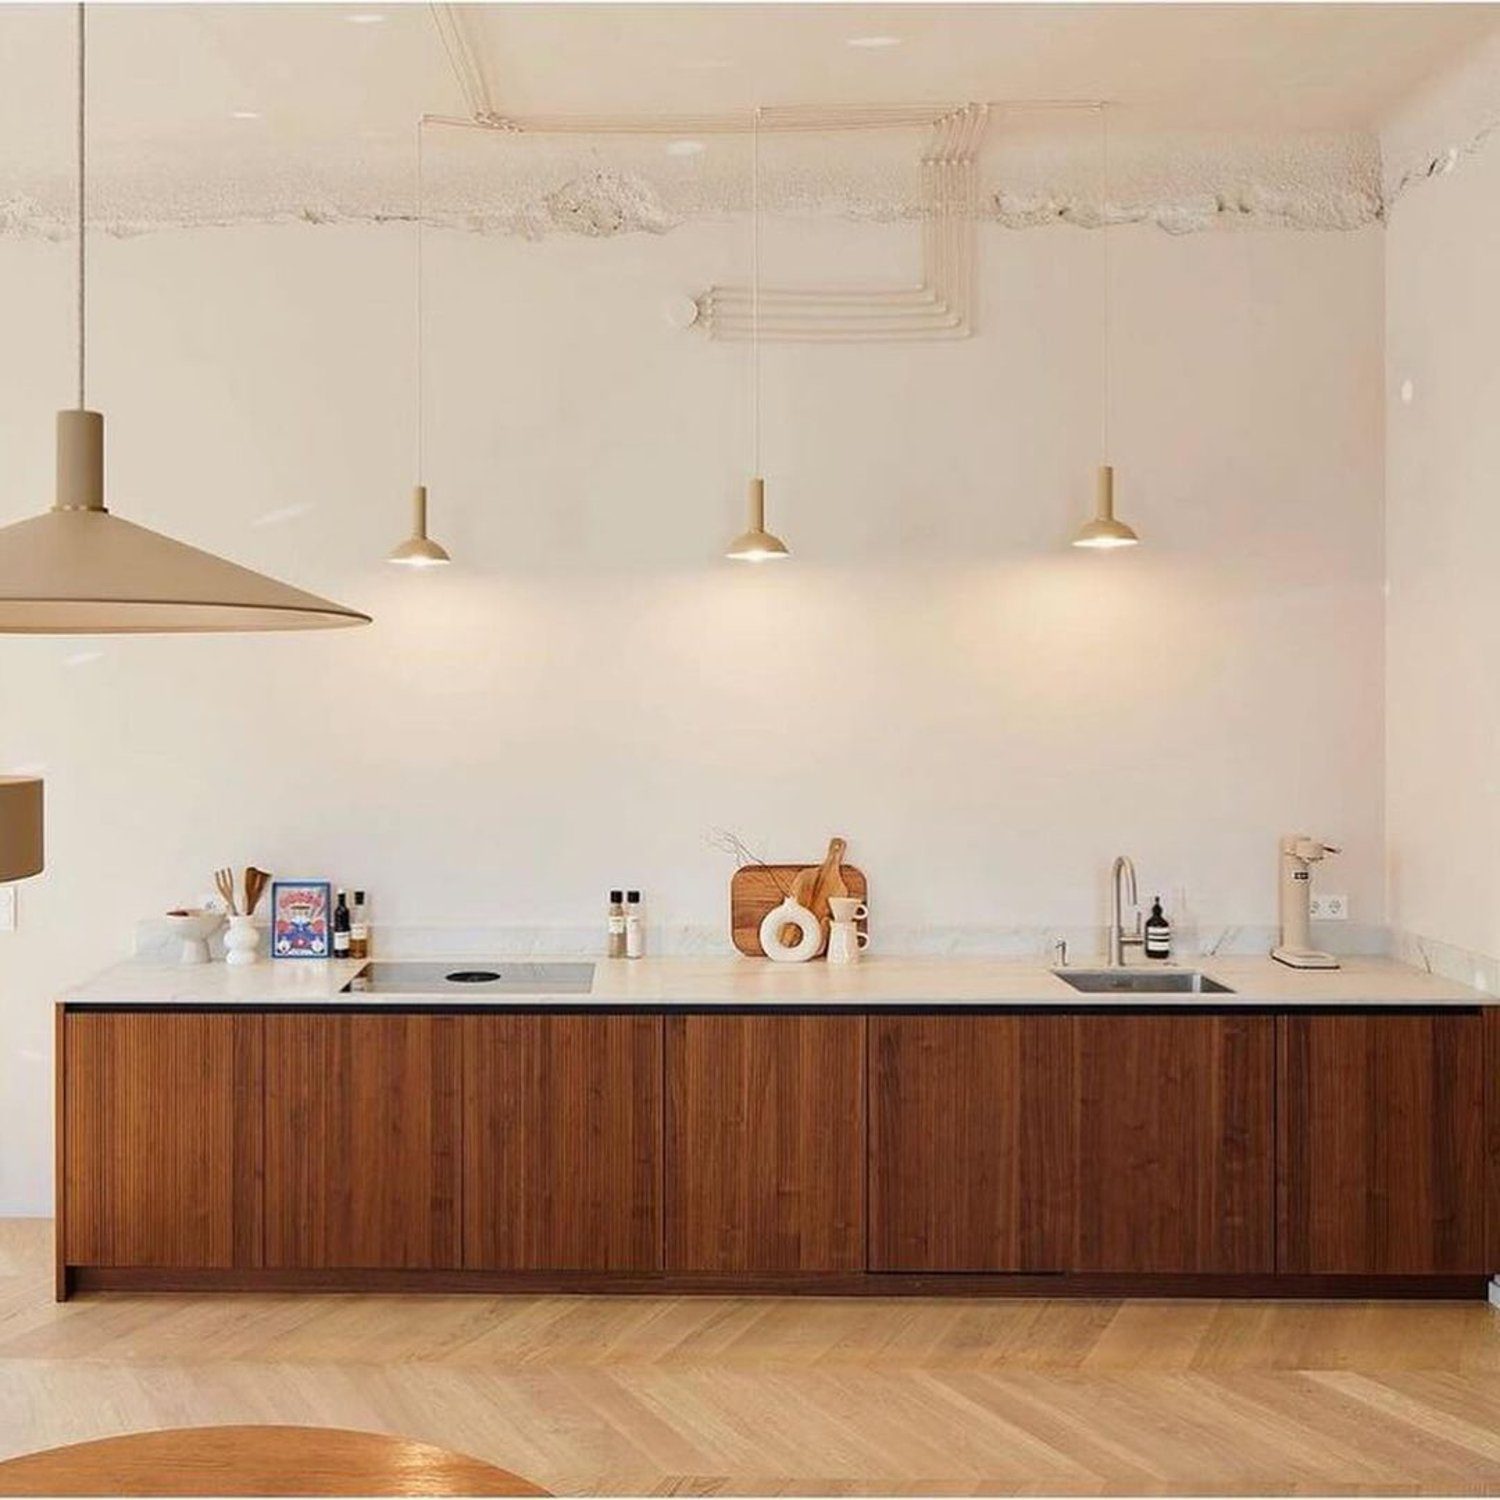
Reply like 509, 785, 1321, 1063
58, 1003, 1497, 1302
62, 1265, 1490, 1299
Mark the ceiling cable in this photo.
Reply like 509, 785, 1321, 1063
751, 105, 761, 475
416, 113, 425, 482
75, 0, 86, 410
1100, 101, 1111, 463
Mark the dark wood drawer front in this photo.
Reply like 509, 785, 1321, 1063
264, 1014, 462, 1269
62, 1012, 263, 1269
665, 1014, 866, 1273
870, 1014, 1074, 1271
1075, 1013, 1275, 1273
1278, 1012, 1486, 1274
463, 1014, 663, 1271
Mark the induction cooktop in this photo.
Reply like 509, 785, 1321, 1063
343, 961, 595, 995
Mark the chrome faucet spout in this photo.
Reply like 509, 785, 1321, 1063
1109, 855, 1144, 967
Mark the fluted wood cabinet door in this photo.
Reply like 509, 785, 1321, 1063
870, 1015, 1074, 1271
61, 1011, 264, 1269
1488, 1008, 1500, 1271
1278, 1012, 1486, 1274
463, 1014, 663, 1270
665, 1014, 866, 1273
1074, 1013, 1275, 1273
264, 1014, 462, 1269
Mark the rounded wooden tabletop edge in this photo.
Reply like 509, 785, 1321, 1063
0, 1424, 550, 1498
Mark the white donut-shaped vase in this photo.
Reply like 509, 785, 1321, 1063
759, 897, 823, 963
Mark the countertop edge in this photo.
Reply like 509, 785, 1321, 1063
55, 955, 1496, 1008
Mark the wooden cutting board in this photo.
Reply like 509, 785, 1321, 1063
731, 863, 868, 958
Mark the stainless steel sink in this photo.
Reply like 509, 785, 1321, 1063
1052, 968, 1234, 995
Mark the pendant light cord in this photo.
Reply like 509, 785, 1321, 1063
76, 0, 86, 411
751, 105, 761, 477
1099, 100, 1110, 465
415, 114, 425, 483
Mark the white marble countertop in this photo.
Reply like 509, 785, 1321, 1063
57, 954, 1493, 1007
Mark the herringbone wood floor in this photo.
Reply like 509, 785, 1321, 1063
2, 1222, 1498, 1495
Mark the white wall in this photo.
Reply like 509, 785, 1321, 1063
1384, 52, 1500, 979
0, 214, 1385, 1211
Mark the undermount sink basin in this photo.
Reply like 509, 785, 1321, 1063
1052, 968, 1235, 995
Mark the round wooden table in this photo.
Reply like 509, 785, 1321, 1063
0, 1425, 550, 1497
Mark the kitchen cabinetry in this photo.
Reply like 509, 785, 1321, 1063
264, 1014, 462, 1269
463, 1014, 662, 1270
870, 1015, 1073, 1271
1277, 1012, 1486, 1274
61, 1011, 262, 1269
665, 1014, 866, 1273
1075, 1014, 1275, 1273
56, 999, 1497, 1297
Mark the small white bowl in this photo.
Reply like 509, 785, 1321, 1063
163, 909, 225, 965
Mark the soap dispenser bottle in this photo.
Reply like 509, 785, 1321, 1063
1144, 897, 1172, 960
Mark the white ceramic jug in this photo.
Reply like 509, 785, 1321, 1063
826, 920, 869, 965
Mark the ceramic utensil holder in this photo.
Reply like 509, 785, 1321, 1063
224, 915, 261, 967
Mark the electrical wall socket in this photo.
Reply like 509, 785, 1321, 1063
1309, 893, 1348, 921
0, 886, 15, 932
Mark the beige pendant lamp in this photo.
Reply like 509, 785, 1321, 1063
388, 119, 451, 568
1072, 103, 1140, 552
726, 107, 790, 562
0, 6, 370, 633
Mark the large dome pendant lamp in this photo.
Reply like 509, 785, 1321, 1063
1072, 102, 1140, 552
388, 117, 451, 568
726, 106, 790, 562
0, 5, 370, 633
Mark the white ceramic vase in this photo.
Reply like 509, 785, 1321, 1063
759, 897, 823, 963
224, 915, 261, 967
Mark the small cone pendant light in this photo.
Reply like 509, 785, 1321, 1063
726, 106, 789, 562
388, 484, 450, 567
388, 118, 451, 568
0, 4, 369, 633
1071, 103, 1140, 553
1072, 464, 1139, 549
726, 478, 790, 561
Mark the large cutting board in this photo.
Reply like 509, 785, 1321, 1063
730, 864, 868, 958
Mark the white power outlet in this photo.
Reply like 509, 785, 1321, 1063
1310, 893, 1348, 921
0, 886, 15, 932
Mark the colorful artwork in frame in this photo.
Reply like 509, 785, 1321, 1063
270, 880, 332, 959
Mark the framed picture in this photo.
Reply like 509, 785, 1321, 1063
270, 879, 331, 959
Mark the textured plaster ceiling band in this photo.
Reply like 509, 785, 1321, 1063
0, 127, 1386, 243
1380, 23, 1500, 213
0, 0, 1391, 243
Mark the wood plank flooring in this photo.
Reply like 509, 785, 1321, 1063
2, 1220, 1498, 1494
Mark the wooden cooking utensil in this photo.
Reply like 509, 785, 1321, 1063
730, 862, 868, 957
782, 836, 850, 944
244, 867, 271, 917
213, 867, 238, 916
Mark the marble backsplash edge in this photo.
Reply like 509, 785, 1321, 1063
134, 916, 1394, 967
1388, 929, 1500, 996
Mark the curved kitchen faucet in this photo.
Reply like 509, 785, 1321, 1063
1109, 854, 1145, 967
